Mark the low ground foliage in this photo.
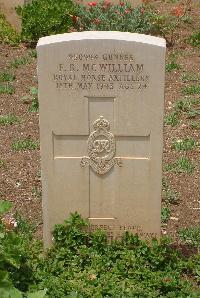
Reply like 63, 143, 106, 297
0, 84, 15, 95
188, 31, 200, 47
179, 227, 200, 250
0, 72, 15, 82
0, 13, 20, 45
12, 0, 192, 45
73, 2, 154, 35
12, 138, 39, 151
0, 114, 20, 126
171, 138, 199, 151
165, 156, 195, 174
165, 96, 200, 127
16, 0, 76, 43
162, 178, 179, 205
0, 205, 200, 298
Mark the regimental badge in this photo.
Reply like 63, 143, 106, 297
81, 116, 122, 175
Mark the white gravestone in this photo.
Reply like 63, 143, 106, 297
37, 31, 166, 246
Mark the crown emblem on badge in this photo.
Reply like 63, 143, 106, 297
93, 116, 110, 131
81, 116, 122, 175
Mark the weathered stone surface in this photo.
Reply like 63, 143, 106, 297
37, 31, 166, 246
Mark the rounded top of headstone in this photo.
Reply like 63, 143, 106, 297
37, 31, 166, 48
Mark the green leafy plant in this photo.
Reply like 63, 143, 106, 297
29, 87, 39, 113
0, 200, 24, 297
0, 12, 20, 45
0, 200, 46, 297
0, 211, 200, 297
175, 97, 199, 113
27, 290, 47, 298
0, 200, 12, 215
173, 97, 200, 119
161, 206, 170, 223
183, 85, 200, 95
165, 156, 195, 174
28, 50, 37, 59
188, 31, 200, 47
181, 14, 193, 24
164, 111, 179, 126
74, 2, 155, 35
73, 0, 191, 46
0, 72, 15, 83
190, 121, 200, 130
35, 213, 200, 297
182, 72, 199, 82
179, 227, 200, 249
186, 108, 200, 118
14, 213, 36, 241
0, 114, 20, 126
166, 60, 181, 72
12, 138, 39, 151
147, 1, 191, 46
16, 0, 76, 43
163, 188, 178, 205
22, 87, 39, 112
171, 138, 198, 151
162, 178, 178, 204
9, 56, 31, 69
0, 84, 15, 95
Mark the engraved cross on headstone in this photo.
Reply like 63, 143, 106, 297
53, 96, 150, 224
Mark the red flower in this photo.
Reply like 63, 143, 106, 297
171, 5, 184, 17
124, 9, 131, 14
72, 15, 79, 22
93, 18, 101, 25
88, 1, 97, 7
119, 2, 125, 6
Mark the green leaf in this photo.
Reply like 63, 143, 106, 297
0, 232, 5, 239
27, 289, 47, 298
3, 254, 20, 269
195, 269, 200, 277
6, 287, 23, 298
66, 292, 82, 298
0, 200, 12, 215
0, 281, 22, 298
30, 87, 38, 96
0, 271, 8, 282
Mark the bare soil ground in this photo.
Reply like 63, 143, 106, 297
0, 1, 199, 241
